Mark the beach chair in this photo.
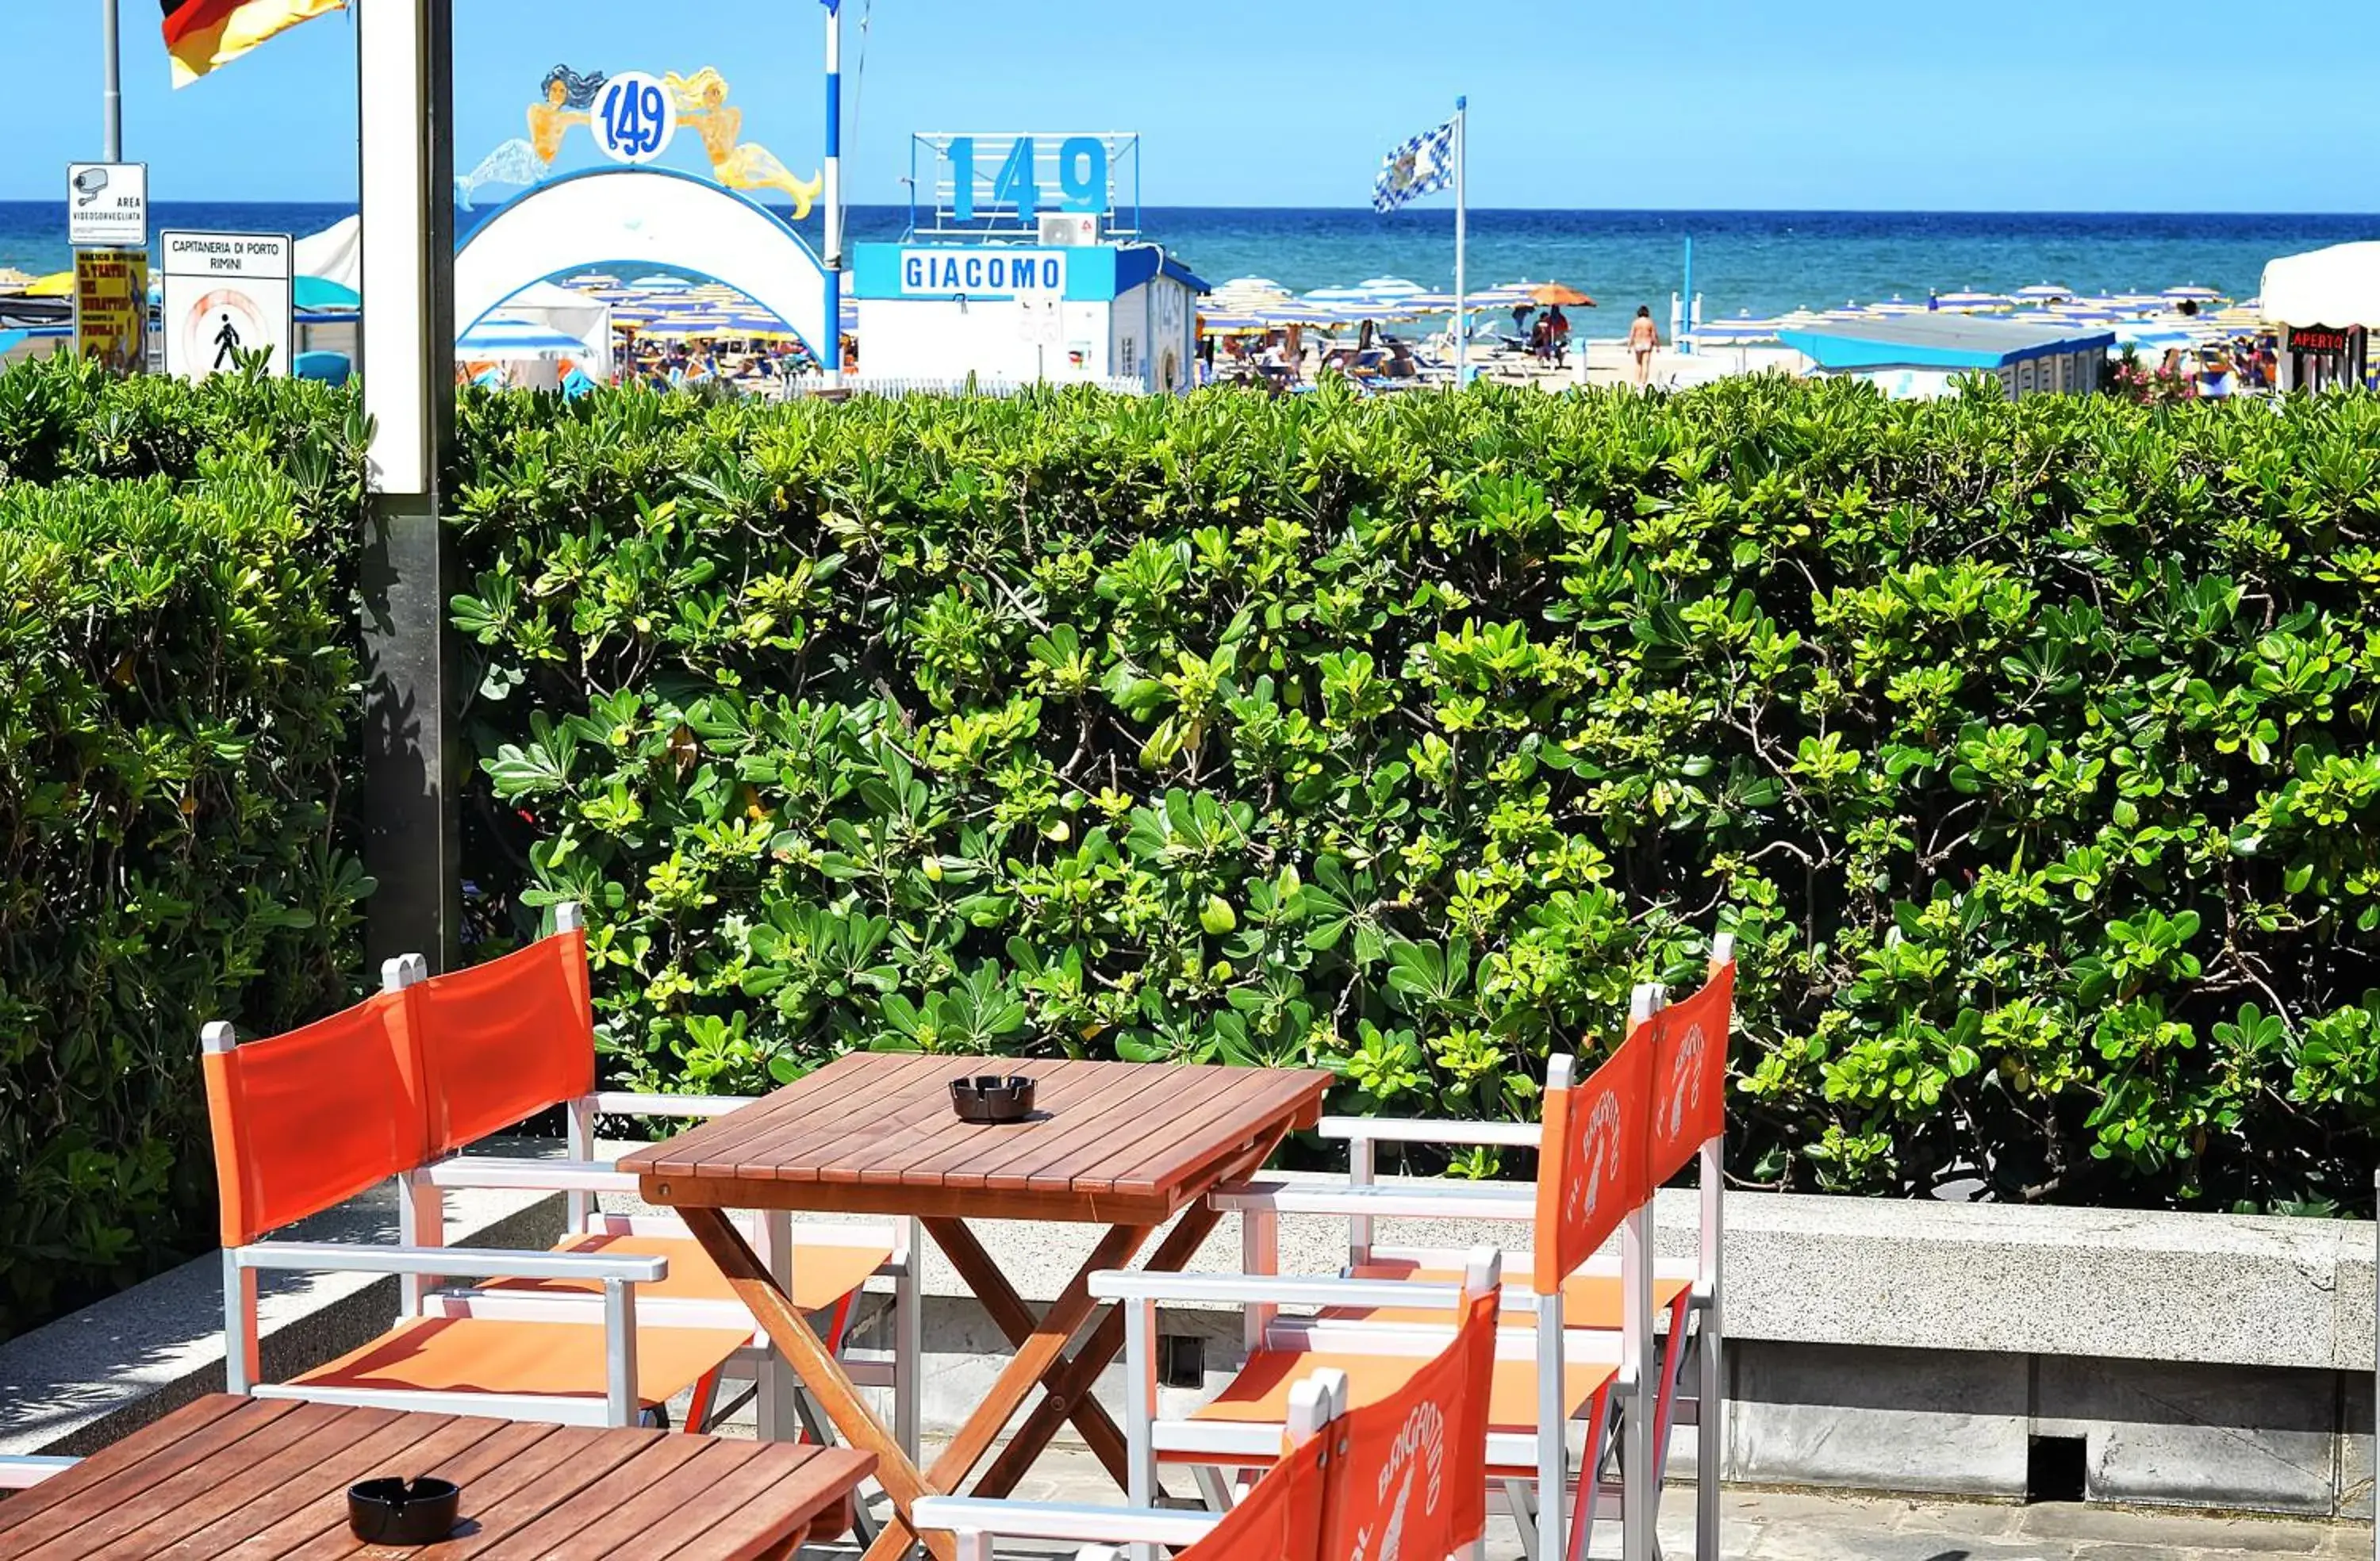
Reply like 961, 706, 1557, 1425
201, 991, 747, 1426
0, 1459, 75, 1491
919, 1248, 1504, 1561
386, 903, 918, 1451
1215, 938, 1739, 1561
1184, 1011, 1667, 1561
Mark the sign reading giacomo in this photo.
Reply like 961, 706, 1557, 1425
897, 248, 1065, 298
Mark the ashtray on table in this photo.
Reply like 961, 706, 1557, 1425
950, 1073, 1036, 1123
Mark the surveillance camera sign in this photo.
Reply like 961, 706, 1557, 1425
161, 232, 293, 382
67, 163, 148, 248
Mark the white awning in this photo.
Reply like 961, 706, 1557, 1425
2260, 242, 2380, 328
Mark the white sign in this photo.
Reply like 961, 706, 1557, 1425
67, 163, 148, 248
591, 71, 678, 166
1017, 295, 1063, 346
161, 231, 293, 381
898, 248, 1067, 298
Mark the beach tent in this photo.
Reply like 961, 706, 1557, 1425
2261, 243, 2380, 328
1779, 314, 2113, 397
295, 216, 362, 296
456, 312, 589, 390
483, 280, 615, 380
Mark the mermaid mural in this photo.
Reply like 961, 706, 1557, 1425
665, 69, 823, 218
455, 63, 821, 217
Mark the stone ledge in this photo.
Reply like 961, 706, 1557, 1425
616, 1164, 2373, 1374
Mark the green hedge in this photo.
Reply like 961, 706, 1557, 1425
448, 376, 2380, 1214
0, 356, 370, 1338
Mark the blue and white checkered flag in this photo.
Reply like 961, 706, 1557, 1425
1372, 118, 1457, 213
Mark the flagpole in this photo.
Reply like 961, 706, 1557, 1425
1453, 95, 1466, 387
823, 0, 843, 388
100, 0, 121, 159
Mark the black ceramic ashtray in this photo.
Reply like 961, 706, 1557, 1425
348, 1476, 462, 1545
951, 1073, 1036, 1123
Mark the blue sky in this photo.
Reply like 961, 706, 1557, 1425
4, 0, 2376, 210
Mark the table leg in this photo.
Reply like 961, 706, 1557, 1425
962, 1130, 1288, 1502
678, 1206, 958, 1561
963, 1199, 1225, 1499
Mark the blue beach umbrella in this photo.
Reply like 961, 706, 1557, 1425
2015, 283, 2073, 301
2163, 284, 2222, 303
458, 314, 587, 355
1933, 290, 2010, 310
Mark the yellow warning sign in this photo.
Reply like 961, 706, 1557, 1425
75, 249, 148, 375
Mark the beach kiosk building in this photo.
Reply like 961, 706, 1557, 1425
850, 241, 1206, 393
2260, 241, 2380, 392
1777, 315, 2115, 400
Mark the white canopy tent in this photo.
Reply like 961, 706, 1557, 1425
478, 280, 614, 382
2260, 242, 2380, 328
295, 215, 361, 296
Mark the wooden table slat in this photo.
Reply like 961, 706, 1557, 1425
872, 1060, 1144, 1190
969, 1064, 1167, 1191
79, 1404, 412, 1560
466, 1433, 722, 1560
804, 1056, 1062, 1187
675, 1053, 949, 1182
1100, 1069, 1330, 1195
424, 1425, 663, 1558
1009, 1068, 1270, 1197
212, 1416, 551, 1561
0, 1398, 324, 1559
653, 1449, 871, 1561
0, 1396, 255, 1540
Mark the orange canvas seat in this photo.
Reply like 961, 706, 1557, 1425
1184, 1343, 1614, 1463
1342, 1257, 1692, 1330
487, 1230, 892, 1313
293, 1316, 754, 1410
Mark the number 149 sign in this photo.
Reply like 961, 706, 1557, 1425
941, 135, 1110, 223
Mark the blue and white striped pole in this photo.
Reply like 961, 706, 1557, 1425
823, 0, 843, 386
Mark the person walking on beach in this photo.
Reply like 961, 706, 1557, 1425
1628, 305, 1660, 389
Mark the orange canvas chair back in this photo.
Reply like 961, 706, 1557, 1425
1533, 1023, 1653, 1296
1177, 1408, 1334, 1561
201, 992, 428, 1246
1648, 960, 1735, 1186
1320, 1286, 1499, 1561
407, 926, 597, 1154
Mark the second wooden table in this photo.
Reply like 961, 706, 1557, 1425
624, 1053, 1331, 1561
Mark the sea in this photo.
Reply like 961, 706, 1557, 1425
3, 202, 2374, 338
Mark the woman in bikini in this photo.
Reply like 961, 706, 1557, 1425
1628, 305, 1660, 389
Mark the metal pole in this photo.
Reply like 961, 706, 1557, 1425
1681, 236, 1694, 355
822, 0, 843, 387
1453, 95, 1466, 387
358, 0, 462, 974
100, 0, 122, 159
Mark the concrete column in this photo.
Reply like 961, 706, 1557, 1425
357, 0, 461, 972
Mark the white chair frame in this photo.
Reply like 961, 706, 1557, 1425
1211, 949, 1732, 1561
381, 911, 923, 1456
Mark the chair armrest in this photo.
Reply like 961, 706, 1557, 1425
411, 1157, 639, 1194
589, 1091, 758, 1119
912, 1498, 1221, 1549
1207, 1179, 1536, 1222
0, 1456, 76, 1490
232, 1243, 667, 1283
1318, 1115, 1544, 1149
1085, 1270, 1466, 1311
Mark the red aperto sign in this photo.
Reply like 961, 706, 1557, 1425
2290, 324, 2354, 354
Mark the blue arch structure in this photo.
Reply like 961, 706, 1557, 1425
453, 166, 833, 361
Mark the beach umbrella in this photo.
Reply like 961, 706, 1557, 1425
1196, 312, 1273, 335
2015, 283, 2073, 301
630, 274, 693, 291
22, 271, 73, 299
1529, 282, 1595, 307
2163, 284, 2222, 302
1869, 295, 1926, 314
1934, 290, 2010, 310
0, 268, 31, 294
456, 314, 587, 356
1207, 276, 1291, 307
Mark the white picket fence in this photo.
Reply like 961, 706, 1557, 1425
835, 375, 1148, 399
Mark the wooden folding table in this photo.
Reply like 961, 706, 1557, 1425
0, 1394, 872, 1559
624, 1053, 1332, 1561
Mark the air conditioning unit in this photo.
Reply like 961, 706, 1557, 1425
1038, 213, 1099, 247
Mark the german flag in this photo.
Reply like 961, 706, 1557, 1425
162, 0, 345, 87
